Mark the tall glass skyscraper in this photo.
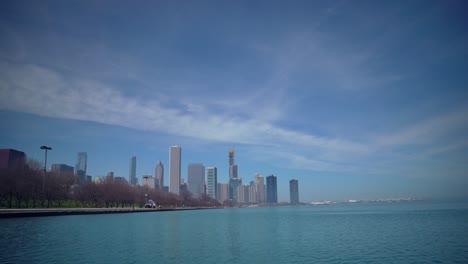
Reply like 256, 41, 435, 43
206, 167, 217, 198
266, 174, 277, 203
75, 152, 87, 184
169, 146, 181, 195
289, 179, 299, 204
155, 160, 164, 190
129, 156, 136, 185
188, 163, 205, 198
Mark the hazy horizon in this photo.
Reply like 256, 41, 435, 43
1, 0, 467, 202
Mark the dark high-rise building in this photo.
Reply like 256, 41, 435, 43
228, 149, 241, 200
155, 160, 164, 190
229, 177, 242, 201
266, 174, 278, 203
289, 179, 299, 204
129, 156, 137, 185
75, 152, 87, 183
187, 163, 205, 198
228, 149, 238, 179
51, 164, 74, 174
0, 149, 26, 171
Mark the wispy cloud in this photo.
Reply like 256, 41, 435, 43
2, 59, 466, 176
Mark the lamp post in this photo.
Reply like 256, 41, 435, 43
40, 145, 52, 190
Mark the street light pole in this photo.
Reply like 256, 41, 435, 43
40, 145, 52, 191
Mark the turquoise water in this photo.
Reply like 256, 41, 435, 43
1, 202, 468, 263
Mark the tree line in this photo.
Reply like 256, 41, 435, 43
0, 159, 221, 208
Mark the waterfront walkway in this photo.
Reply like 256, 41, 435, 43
0, 207, 217, 218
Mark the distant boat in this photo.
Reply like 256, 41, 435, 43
310, 201, 332, 205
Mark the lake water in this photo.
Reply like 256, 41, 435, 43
1, 202, 468, 263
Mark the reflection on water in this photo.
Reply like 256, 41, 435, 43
1, 202, 468, 263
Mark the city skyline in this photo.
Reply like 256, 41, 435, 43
1, 1, 467, 202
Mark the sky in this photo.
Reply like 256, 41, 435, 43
1, 0, 467, 202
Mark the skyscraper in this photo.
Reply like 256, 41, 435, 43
266, 174, 278, 203
217, 182, 229, 202
51, 164, 74, 174
290, 179, 299, 204
237, 184, 250, 204
155, 160, 164, 190
129, 156, 136, 185
254, 173, 265, 203
228, 149, 240, 200
169, 146, 181, 195
228, 149, 237, 179
206, 167, 217, 198
75, 152, 87, 184
188, 163, 205, 198
229, 177, 242, 201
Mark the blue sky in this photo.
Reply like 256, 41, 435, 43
1, 0, 467, 202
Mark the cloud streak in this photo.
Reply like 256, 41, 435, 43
2, 59, 466, 176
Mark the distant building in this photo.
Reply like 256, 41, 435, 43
254, 173, 265, 203
75, 152, 87, 184
180, 182, 188, 193
249, 181, 257, 203
155, 160, 164, 190
229, 178, 242, 202
237, 184, 250, 204
86, 175, 92, 182
129, 156, 137, 185
106, 171, 114, 181
169, 146, 181, 195
51, 164, 74, 174
115, 176, 129, 185
227, 149, 242, 200
217, 182, 229, 202
206, 167, 217, 199
188, 163, 205, 198
142, 175, 155, 190
290, 179, 299, 204
266, 174, 278, 203
0, 149, 26, 171
229, 164, 238, 179
162, 186, 169, 193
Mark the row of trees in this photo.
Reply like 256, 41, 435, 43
0, 159, 221, 208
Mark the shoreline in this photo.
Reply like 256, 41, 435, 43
0, 207, 220, 218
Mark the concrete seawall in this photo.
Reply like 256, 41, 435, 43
0, 207, 220, 218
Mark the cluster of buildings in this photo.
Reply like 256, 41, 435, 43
140, 146, 300, 205
0, 147, 300, 205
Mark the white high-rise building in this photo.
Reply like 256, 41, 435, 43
169, 146, 181, 195
206, 167, 217, 198
237, 184, 250, 204
254, 173, 265, 203
188, 163, 205, 198
155, 160, 164, 190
